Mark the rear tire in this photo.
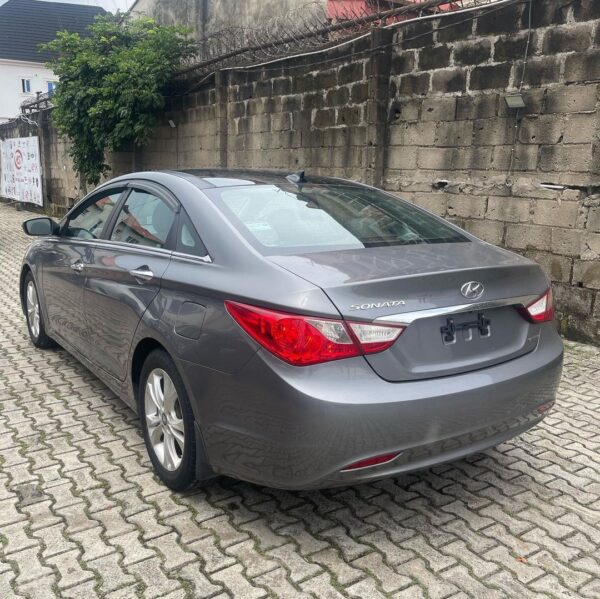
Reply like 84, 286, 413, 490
24, 273, 55, 349
138, 349, 197, 491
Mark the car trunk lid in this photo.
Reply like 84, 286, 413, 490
269, 242, 547, 381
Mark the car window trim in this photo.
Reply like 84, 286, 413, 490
105, 183, 181, 251
100, 188, 132, 240
50, 237, 175, 258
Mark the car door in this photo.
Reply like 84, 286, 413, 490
42, 187, 124, 356
82, 184, 178, 380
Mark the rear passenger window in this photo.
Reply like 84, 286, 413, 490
110, 190, 176, 248
176, 210, 208, 257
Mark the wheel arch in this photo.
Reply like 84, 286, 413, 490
130, 335, 214, 482
130, 337, 167, 401
19, 264, 32, 314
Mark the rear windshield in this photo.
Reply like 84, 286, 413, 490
205, 184, 467, 254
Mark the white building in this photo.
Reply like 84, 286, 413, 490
0, 0, 104, 123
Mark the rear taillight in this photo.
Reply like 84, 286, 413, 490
225, 301, 404, 366
520, 288, 555, 323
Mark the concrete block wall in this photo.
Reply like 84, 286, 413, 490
384, 0, 600, 342
1, 0, 599, 342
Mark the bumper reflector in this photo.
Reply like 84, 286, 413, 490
341, 451, 401, 472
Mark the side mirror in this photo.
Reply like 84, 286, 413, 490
22, 217, 59, 237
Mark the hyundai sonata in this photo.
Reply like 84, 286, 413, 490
20, 170, 563, 490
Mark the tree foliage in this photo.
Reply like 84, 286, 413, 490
43, 15, 195, 184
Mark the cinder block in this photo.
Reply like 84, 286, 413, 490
494, 33, 535, 62
583, 232, 600, 258
491, 144, 539, 171
418, 45, 451, 70
389, 122, 436, 146
400, 20, 434, 49
477, 3, 523, 35
312, 109, 335, 129
391, 50, 416, 75
525, 251, 572, 283
505, 224, 551, 251
540, 144, 594, 173
470, 63, 512, 90
517, 56, 562, 87
473, 118, 515, 146
421, 97, 456, 121
518, 115, 564, 145
447, 195, 487, 219
532, 200, 581, 228
543, 85, 598, 114
325, 87, 350, 107
337, 106, 362, 126
587, 207, 600, 232
453, 146, 494, 171
387, 148, 418, 170
563, 114, 598, 144
417, 147, 454, 170
410, 193, 448, 216
486, 196, 531, 223
456, 94, 498, 120
431, 69, 467, 94
454, 40, 492, 65
464, 219, 505, 244
551, 228, 584, 256
553, 283, 594, 316
573, 0, 600, 22
436, 13, 474, 43
398, 73, 431, 96
565, 51, 600, 83
435, 120, 473, 147
573, 260, 600, 289
542, 24, 593, 54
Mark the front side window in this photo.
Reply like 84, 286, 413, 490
206, 184, 467, 255
65, 190, 122, 239
21, 78, 32, 93
110, 189, 176, 248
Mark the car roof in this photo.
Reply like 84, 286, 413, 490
110, 169, 368, 190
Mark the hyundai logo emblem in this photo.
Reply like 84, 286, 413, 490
461, 281, 484, 300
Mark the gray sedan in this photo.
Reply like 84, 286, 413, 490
20, 170, 563, 490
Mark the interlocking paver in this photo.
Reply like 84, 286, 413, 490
0, 201, 599, 598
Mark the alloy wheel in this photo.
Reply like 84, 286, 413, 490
144, 368, 185, 471
26, 281, 40, 339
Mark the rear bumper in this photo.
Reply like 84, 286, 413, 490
180, 323, 563, 489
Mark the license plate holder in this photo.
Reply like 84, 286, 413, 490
441, 312, 491, 345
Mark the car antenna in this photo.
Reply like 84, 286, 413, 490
286, 170, 306, 190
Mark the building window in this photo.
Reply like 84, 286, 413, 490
21, 78, 32, 93
47, 81, 57, 93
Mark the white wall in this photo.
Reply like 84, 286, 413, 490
0, 59, 57, 123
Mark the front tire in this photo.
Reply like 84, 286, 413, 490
24, 273, 55, 349
139, 349, 197, 491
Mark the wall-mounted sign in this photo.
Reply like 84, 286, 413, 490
0, 136, 43, 207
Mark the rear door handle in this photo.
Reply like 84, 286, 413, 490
129, 267, 154, 282
70, 261, 85, 272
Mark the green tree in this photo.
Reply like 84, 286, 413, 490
43, 15, 195, 185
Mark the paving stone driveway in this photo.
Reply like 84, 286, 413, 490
0, 202, 599, 599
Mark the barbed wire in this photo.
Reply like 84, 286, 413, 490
176, 0, 504, 79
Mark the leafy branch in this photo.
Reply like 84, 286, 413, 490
43, 15, 195, 185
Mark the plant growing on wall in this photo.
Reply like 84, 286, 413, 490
43, 15, 195, 185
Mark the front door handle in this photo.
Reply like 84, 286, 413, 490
70, 261, 85, 272
129, 267, 154, 282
